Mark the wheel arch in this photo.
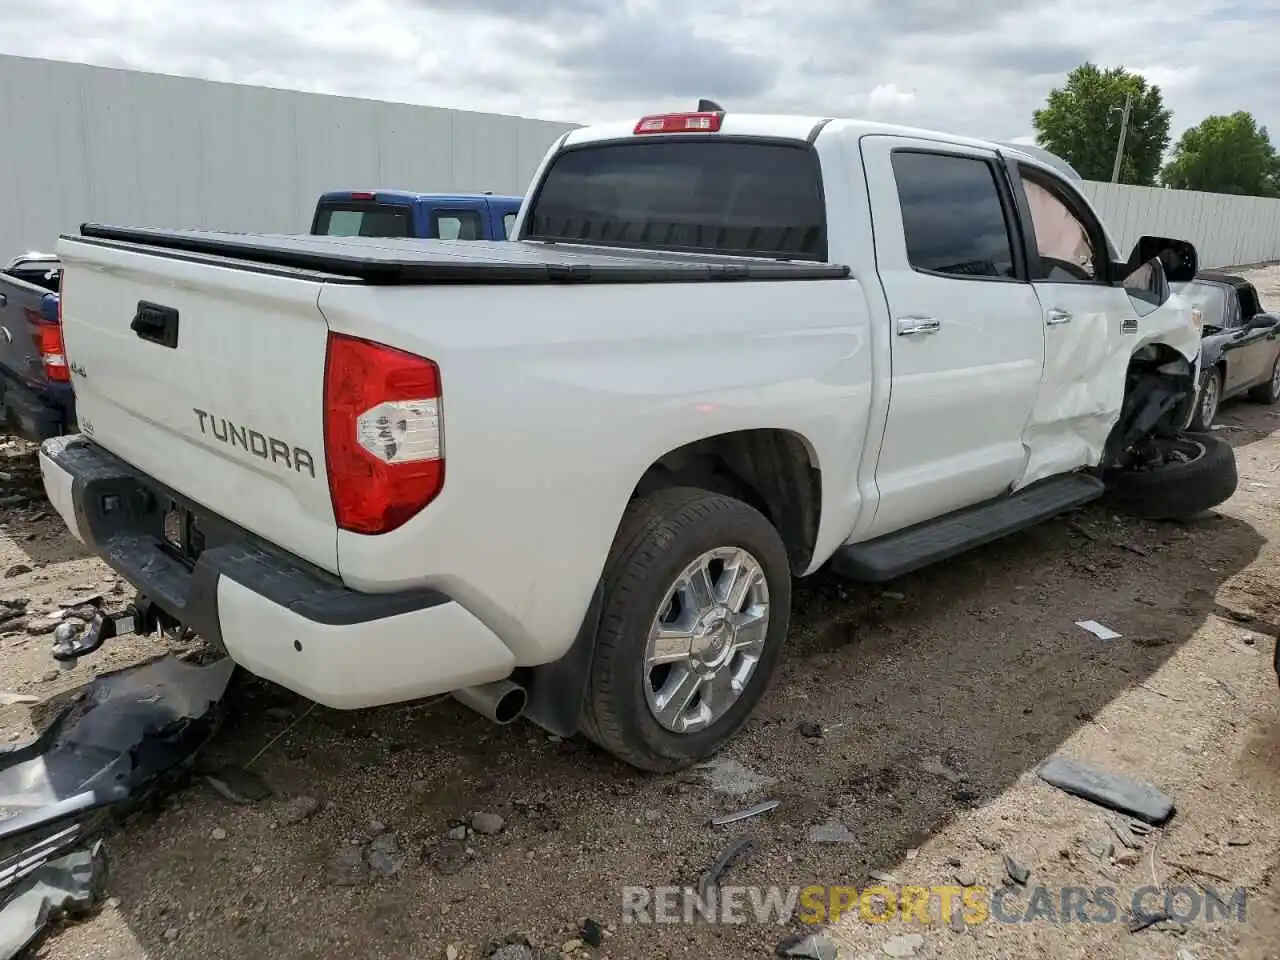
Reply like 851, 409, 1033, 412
629, 428, 822, 576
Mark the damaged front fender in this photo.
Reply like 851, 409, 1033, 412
1101, 345, 1198, 470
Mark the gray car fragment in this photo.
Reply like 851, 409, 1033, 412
0, 655, 234, 958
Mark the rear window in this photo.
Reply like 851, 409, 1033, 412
312, 202, 412, 238
524, 140, 826, 260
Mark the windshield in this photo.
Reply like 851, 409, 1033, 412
312, 201, 412, 238
1182, 281, 1229, 328
525, 139, 827, 260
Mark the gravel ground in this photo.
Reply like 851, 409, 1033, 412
3, 265, 1280, 960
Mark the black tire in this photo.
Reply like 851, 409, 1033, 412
580, 486, 792, 772
1186, 367, 1221, 432
1107, 433, 1238, 520
1247, 353, 1280, 404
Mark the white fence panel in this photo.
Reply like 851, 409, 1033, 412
0, 55, 579, 258
1077, 180, 1280, 269
3, 54, 1279, 271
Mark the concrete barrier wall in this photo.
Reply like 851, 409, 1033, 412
1, 55, 1277, 270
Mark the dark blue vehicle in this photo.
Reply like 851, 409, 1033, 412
310, 190, 523, 240
0, 253, 74, 442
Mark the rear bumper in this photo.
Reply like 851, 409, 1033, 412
37, 434, 516, 708
0, 375, 74, 443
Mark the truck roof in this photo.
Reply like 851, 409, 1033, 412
564, 112, 1072, 181
316, 190, 523, 204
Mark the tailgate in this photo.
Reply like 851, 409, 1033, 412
55, 237, 338, 573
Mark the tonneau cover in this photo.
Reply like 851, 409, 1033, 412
71, 224, 851, 285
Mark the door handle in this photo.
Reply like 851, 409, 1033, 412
896, 315, 940, 335
130, 301, 180, 348
0, 293, 7, 307
1046, 308, 1072, 325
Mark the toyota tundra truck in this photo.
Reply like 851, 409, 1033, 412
38, 106, 1235, 772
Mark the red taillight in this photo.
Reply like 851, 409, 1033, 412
634, 112, 723, 134
349, 192, 375, 201
323, 333, 444, 535
35, 321, 69, 382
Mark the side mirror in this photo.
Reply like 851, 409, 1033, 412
1118, 235, 1199, 284
1247, 314, 1279, 332
1120, 257, 1171, 318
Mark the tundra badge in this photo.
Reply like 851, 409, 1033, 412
192, 408, 316, 478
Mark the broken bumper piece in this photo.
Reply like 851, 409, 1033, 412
0, 655, 233, 958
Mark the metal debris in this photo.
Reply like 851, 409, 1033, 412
709, 800, 779, 826
698, 836, 753, 901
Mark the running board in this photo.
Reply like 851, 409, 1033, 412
829, 473, 1105, 582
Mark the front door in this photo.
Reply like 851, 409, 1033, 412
1007, 161, 1187, 487
860, 137, 1047, 539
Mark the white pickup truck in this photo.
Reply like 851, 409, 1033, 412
40, 107, 1235, 772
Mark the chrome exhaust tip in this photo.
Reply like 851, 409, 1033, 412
451, 679, 527, 725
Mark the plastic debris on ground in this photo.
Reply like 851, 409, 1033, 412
1075, 619, 1122, 641
0, 655, 234, 958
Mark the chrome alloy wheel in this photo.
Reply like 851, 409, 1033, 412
1199, 371, 1220, 426
643, 546, 770, 734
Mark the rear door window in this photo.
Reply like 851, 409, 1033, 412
891, 151, 1017, 279
312, 202, 412, 238
433, 210, 484, 240
525, 140, 827, 259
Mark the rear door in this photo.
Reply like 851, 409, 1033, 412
56, 238, 339, 572
860, 137, 1046, 538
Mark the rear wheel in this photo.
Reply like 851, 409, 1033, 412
581, 487, 791, 772
1186, 367, 1221, 431
1106, 432, 1238, 520
1247, 353, 1280, 404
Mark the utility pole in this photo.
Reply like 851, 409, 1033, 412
1110, 92, 1133, 183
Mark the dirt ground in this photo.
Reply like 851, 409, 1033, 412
4, 267, 1280, 960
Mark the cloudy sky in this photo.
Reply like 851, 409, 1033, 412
3, 0, 1277, 147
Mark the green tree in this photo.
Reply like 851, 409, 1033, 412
1032, 63, 1171, 185
1161, 112, 1279, 196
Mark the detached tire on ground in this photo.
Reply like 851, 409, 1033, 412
1107, 432, 1238, 521
581, 487, 792, 773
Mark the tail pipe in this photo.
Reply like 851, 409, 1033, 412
451, 679, 527, 725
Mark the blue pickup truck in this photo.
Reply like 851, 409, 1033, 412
0, 253, 74, 442
310, 191, 523, 240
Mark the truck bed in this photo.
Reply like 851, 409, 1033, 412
72, 224, 851, 285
